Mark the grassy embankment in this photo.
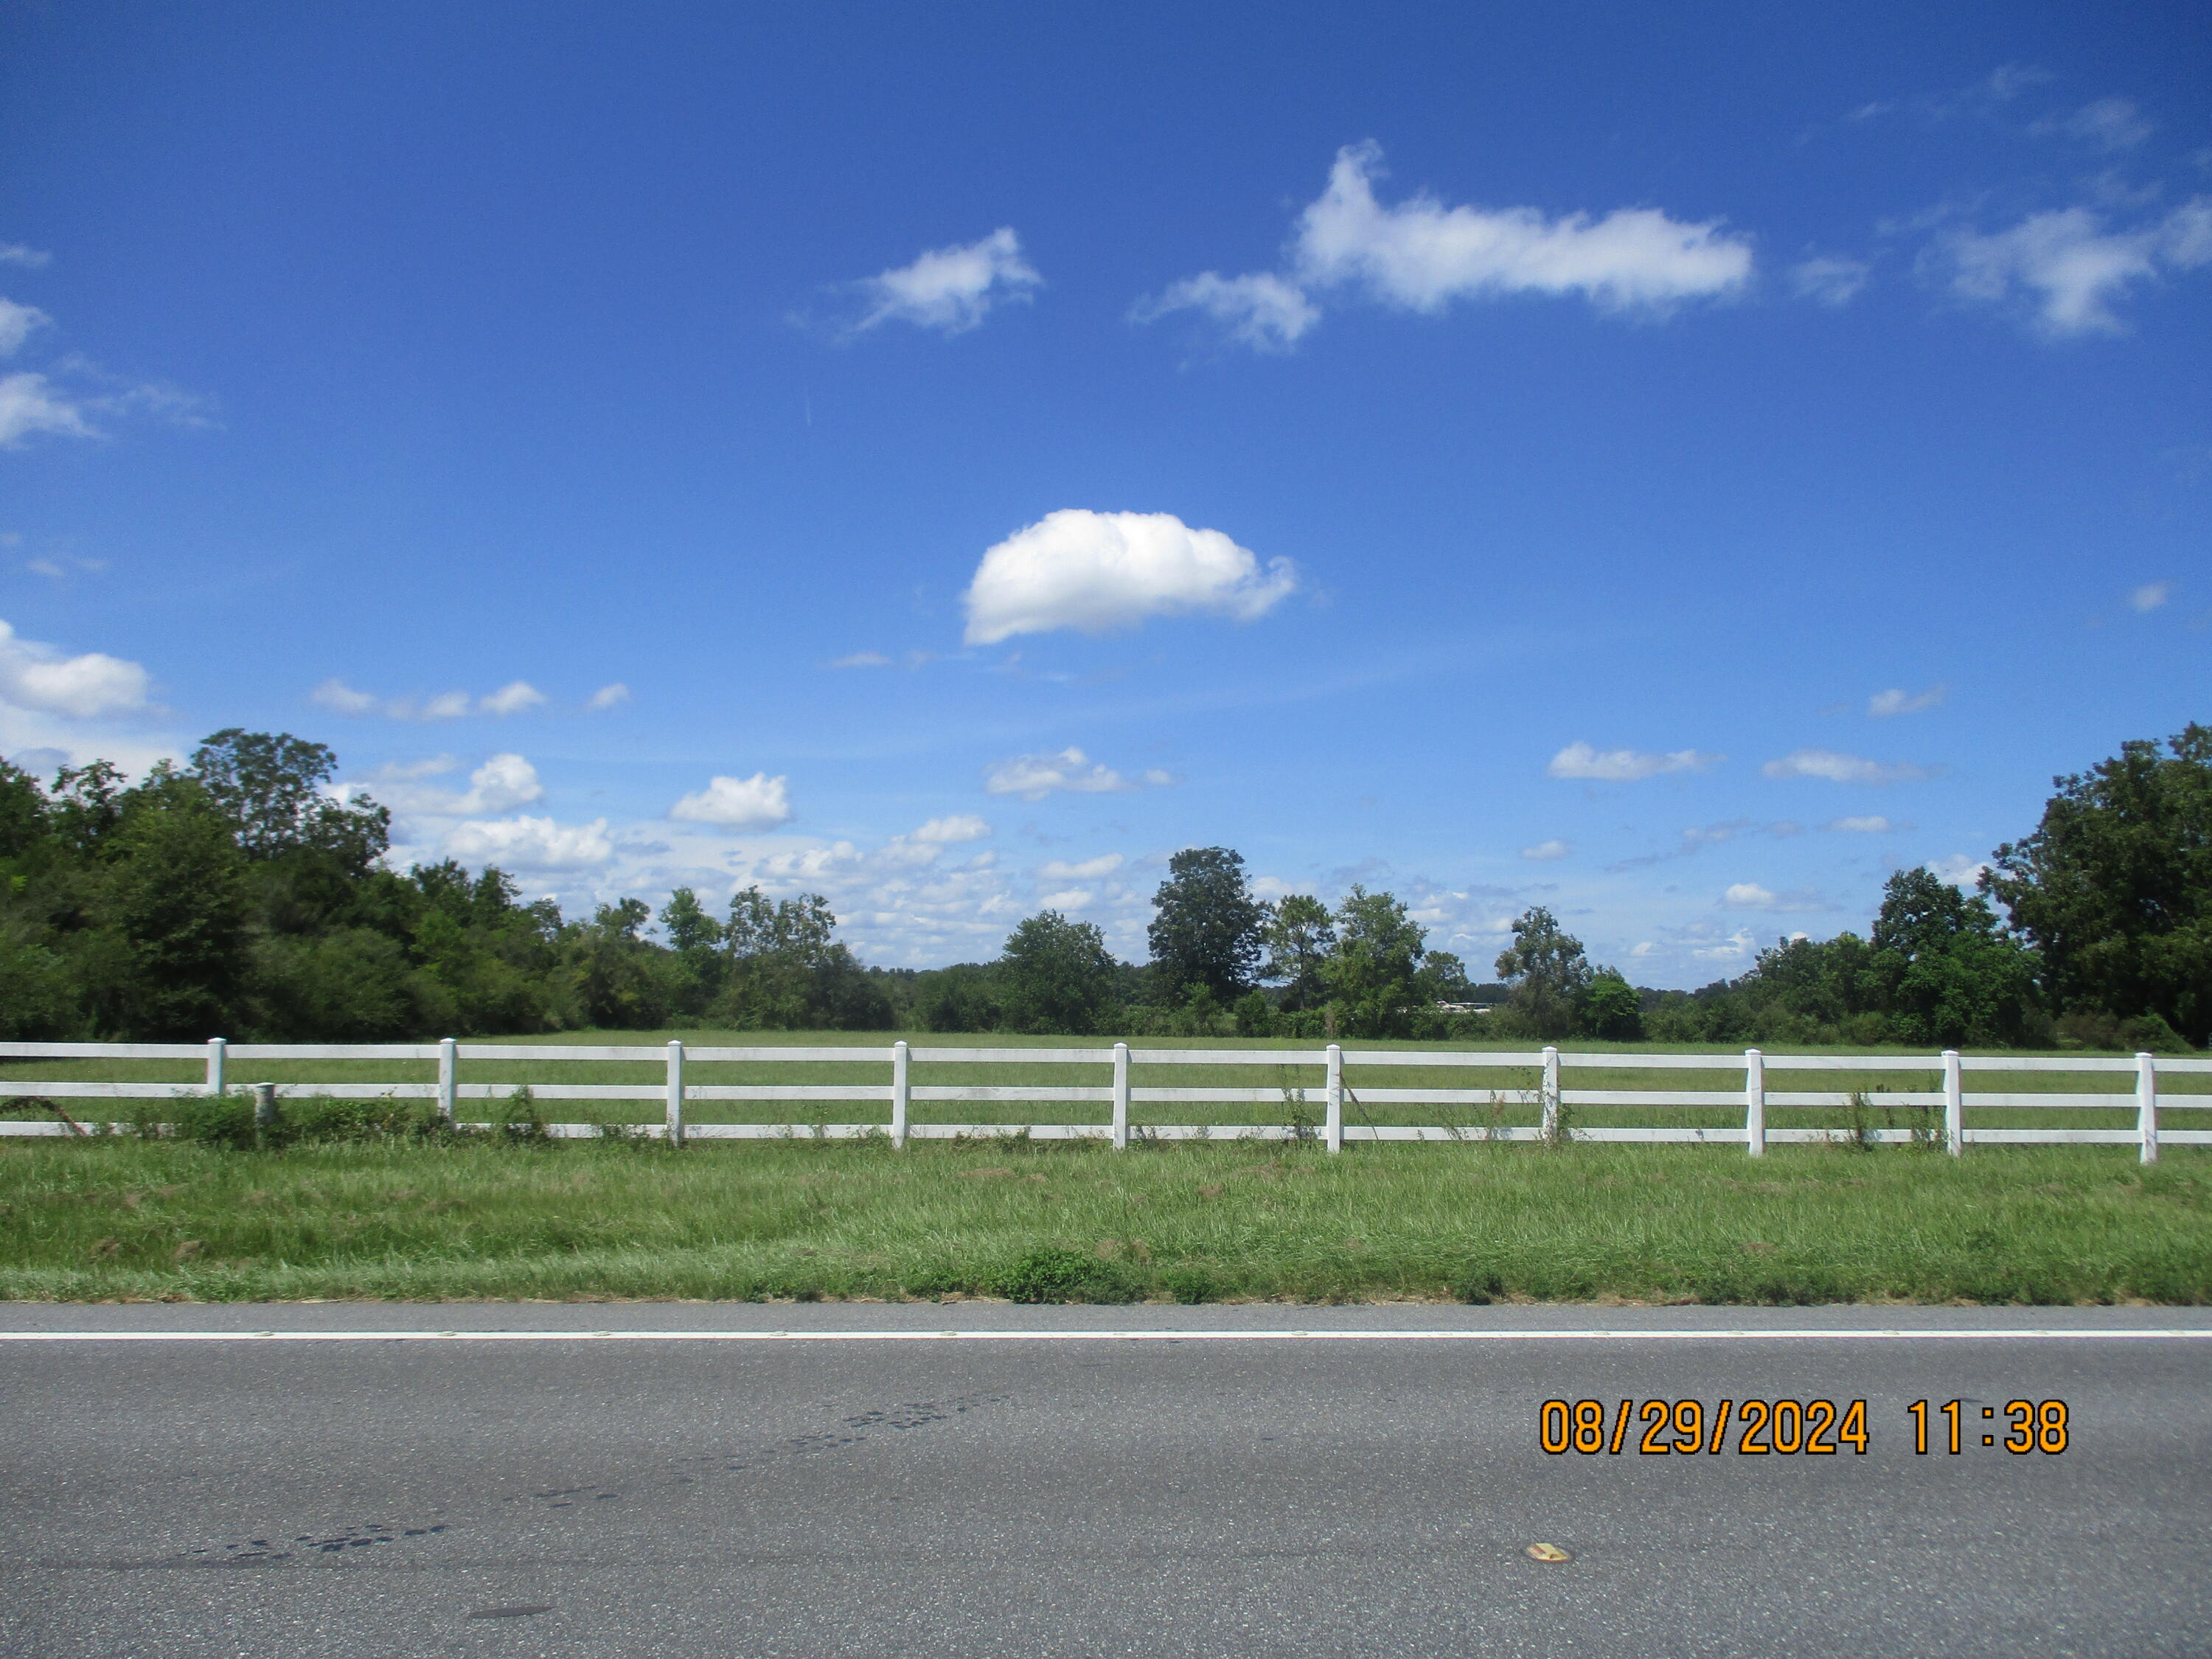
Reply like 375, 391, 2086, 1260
3, 1030, 2203, 1306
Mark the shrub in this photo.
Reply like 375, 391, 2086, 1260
994, 1245, 1145, 1304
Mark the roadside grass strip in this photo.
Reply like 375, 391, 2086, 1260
2, 1135, 2208, 1304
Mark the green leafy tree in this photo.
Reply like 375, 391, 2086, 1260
711, 887, 891, 1030
1492, 906, 1593, 1040
79, 770, 248, 1039
1984, 724, 2212, 1046
1260, 893, 1336, 1010
1868, 866, 2045, 1048
189, 728, 390, 866
1147, 846, 1266, 1001
1576, 970, 1644, 1040
998, 911, 1121, 1034
1318, 886, 1426, 1037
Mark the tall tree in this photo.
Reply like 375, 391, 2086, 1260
1493, 906, 1593, 1040
1984, 724, 2212, 1046
1147, 846, 1266, 1001
189, 729, 389, 866
998, 911, 1121, 1034
1866, 866, 2045, 1048
1318, 886, 1426, 1036
1261, 894, 1336, 1010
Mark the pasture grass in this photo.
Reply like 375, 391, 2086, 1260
1, 1133, 2208, 1306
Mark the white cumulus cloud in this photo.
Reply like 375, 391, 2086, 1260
0, 620, 149, 717
1721, 882, 1829, 911
1930, 198, 2212, 335
1036, 888, 1095, 911
1548, 742, 1722, 782
1868, 684, 1945, 717
670, 772, 793, 831
913, 814, 990, 844
479, 680, 546, 717
369, 753, 544, 817
1762, 748, 1929, 785
1829, 815, 1899, 834
444, 814, 613, 871
1520, 839, 1571, 860
963, 509, 1296, 645
984, 748, 1169, 801
586, 682, 631, 710
848, 227, 1041, 336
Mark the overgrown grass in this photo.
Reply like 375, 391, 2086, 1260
2, 1132, 2207, 1305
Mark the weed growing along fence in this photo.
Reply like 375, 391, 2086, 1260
1, 1040, 2206, 1161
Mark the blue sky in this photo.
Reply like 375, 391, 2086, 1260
1, 1, 2206, 984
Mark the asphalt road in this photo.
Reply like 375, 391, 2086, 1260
2, 1304, 2208, 1658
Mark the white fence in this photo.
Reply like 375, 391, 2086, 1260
1, 1039, 2207, 1161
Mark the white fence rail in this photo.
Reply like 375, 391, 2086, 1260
0, 1039, 2205, 1161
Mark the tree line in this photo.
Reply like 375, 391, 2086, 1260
0, 723, 2202, 1050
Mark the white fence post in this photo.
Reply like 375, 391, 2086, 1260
1540, 1046, 1560, 1144
437, 1037, 457, 1124
1112, 1042, 1130, 1150
206, 1037, 226, 1096
1943, 1049, 1964, 1156
1325, 1044, 1344, 1153
891, 1040, 910, 1149
251, 1082, 276, 1127
1744, 1048, 1765, 1158
2138, 1051, 2160, 1165
665, 1039, 685, 1147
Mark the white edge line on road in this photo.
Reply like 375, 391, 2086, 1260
0, 1328, 2209, 1343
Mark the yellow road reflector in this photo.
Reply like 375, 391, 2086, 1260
1525, 1543, 1573, 1563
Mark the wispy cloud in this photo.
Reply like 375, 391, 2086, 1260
1790, 256, 1871, 307
826, 651, 894, 669
1868, 684, 1945, 717
984, 747, 1173, 800
1138, 142, 1753, 351
1828, 815, 1903, 833
2130, 581, 2172, 612
843, 228, 1041, 337
1548, 741, 1722, 782
1762, 748, 1930, 785
311, 678, 553, 720
1520, 839, 1571, 861
0, 246, 51, 269
585, 682, 631, 711
1928, 197, 2212, 336
1720, 882, 1831, 911
1038, 852, 1124, 882
2036, 97, 2155, 152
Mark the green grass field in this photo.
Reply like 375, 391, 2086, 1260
2, 1131, 2207, 1306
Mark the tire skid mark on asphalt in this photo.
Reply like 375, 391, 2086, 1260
73, 1389, 1010, 1570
